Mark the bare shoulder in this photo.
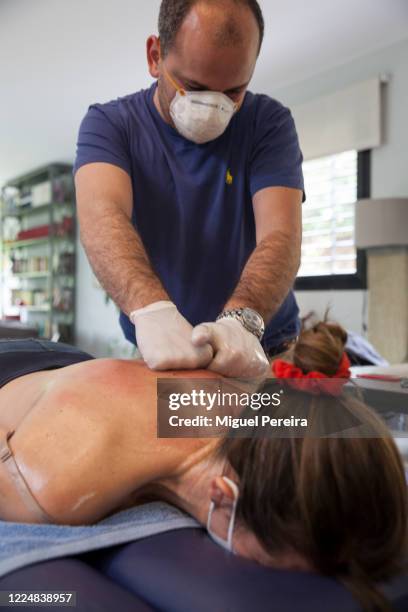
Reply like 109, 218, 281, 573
48, 357, 154, 397
54, 357, 220, 397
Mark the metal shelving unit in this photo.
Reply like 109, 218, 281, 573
0, 163, 77, 343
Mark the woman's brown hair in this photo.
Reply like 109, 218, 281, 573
216, 319, 408, 612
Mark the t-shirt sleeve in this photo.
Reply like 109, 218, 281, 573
249, 96, 306, 203
72, 103, 131, 177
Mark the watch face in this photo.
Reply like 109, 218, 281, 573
242, 308, 263, 331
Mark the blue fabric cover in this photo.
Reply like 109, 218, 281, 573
0, 339, 94, 389
0, 558, 153, 611
89, 529, 408, 612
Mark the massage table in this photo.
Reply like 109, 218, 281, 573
0, 365, 407, 611
0, 527, 407, 612
349, 363, 408, 466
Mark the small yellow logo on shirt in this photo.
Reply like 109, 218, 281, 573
226, 169, 233, 185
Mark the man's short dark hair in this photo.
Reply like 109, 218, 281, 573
158, 0, 265, 58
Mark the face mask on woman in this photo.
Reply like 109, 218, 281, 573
161, 64, 240, 145
206, 476, 239, 553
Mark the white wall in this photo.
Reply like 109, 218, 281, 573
75, 239, 137, 358
265, 38, 408, 336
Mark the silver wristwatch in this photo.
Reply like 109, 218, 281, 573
216, 307, 265, 341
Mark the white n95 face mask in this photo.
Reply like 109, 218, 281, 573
170, 89, 237, 144
162, 64, 239, 144
206, 476, 239, 553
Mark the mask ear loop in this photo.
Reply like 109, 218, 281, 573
159, 47, 241, 111
159, 49, 186, 97
206, 477, 239, 552
206, 500, 216, 532
223, 477, 239, 549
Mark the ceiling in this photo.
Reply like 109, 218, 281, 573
1, 0, 407, 186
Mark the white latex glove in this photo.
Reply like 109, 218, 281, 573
130, 301, 213, 371
191, 318, 270, 378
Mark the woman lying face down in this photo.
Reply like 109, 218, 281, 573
0, 321, 406, 612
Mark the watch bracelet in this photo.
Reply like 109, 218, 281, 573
216, 308, 263, 340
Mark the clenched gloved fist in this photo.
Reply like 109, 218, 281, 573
130, 301, 213, 371
191, 318, 270, 378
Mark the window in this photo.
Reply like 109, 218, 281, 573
295, 150, 370, 290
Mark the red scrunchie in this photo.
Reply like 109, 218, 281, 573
271, 352, 351, 396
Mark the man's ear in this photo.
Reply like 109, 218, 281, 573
146, 35, 161, 78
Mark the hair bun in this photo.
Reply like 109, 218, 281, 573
293, 318, 348, 377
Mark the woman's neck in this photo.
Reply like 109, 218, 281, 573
150, 439, 224, 525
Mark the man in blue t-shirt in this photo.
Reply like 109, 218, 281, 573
73, 0, 305, 378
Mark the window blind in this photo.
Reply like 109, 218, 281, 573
291, 77, 383, 161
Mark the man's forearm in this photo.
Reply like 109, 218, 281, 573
224, 231, 301, 323
80, 208, 169, 315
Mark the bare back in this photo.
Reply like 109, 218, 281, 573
0, 358, 218, 524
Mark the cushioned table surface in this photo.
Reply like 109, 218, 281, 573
1, 528, 407, 612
